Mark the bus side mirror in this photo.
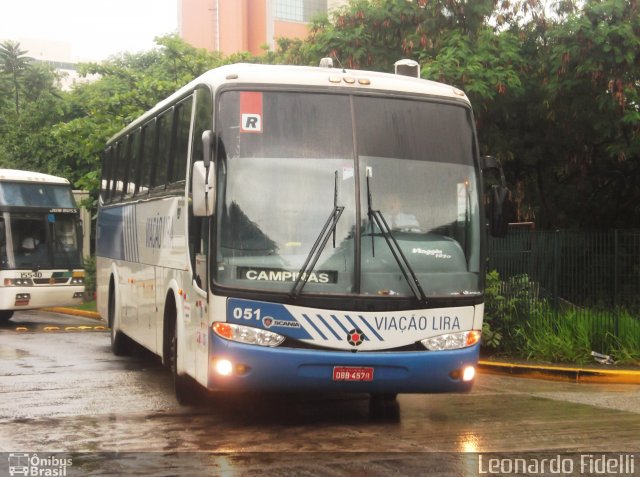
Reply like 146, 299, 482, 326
202, 130, 214, 167
193, 161, 215, 217
481, 156, 512, 238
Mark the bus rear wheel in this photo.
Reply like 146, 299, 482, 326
108, 280, 131, 356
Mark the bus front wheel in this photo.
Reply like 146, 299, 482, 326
167, 297, 201, 405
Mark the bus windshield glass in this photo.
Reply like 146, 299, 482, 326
214, 91, 481, 298
0, 212, 82, 270
0, 182, 76, 208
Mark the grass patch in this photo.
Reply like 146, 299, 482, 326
71, 299, 97, 313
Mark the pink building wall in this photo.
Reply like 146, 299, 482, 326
181, 0, 338, 56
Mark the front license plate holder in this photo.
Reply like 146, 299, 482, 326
332, 366, 374, 382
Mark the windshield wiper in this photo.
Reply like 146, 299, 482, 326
366, 173, 428, 304
290, 172, 344, 298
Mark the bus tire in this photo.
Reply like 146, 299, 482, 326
370, 393, 398, 402
108, 278, 131, 356
166, 295, 200, 405
0, 310, 14, 324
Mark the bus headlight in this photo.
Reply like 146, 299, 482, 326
4, 278, 32, 286
420, 330, 481, 351
212, 322, 285, 347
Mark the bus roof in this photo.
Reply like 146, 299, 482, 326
192, 63, 468, 100
110, 63, 471, 143
0, 169, 71, 185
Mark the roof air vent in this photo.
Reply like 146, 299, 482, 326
394, 59, 420, 78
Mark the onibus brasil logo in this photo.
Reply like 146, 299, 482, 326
8, 453, 72, 476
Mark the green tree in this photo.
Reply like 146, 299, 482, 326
0, 40, 32, 116
53, 35, 229, 198
537, 0, 640, 227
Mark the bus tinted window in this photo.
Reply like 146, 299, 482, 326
191, 87, 213, 170
0, 183, 76, 208
154, 109, 173, 189
126, 129, 141, 197
138, 120, 156, 195
100, 148, 112, 203
112, 138, 128, 200
169, 96, 193, 185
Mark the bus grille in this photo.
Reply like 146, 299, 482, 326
33, 278, 70, 285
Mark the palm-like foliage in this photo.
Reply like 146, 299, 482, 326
0, 40, 32, 115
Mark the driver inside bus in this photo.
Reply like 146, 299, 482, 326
384, 194, 421, 232
20, 236, 45, 262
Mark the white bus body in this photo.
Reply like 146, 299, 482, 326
0, 169, 85, 323
97, 63, 498, 402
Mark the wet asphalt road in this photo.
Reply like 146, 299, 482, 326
0, 310, 639, 476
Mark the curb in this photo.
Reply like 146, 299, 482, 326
479, 360, 640, 385
42, 307, 102, 321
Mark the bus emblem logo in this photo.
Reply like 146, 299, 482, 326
347, 329, 365, 346
263, 317, 273, 328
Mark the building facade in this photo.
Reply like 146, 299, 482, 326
179, 0, 348, 56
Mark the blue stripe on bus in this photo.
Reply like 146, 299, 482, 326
331, 314, 350, 334
302, 313, 328, 340
316, 314, 342, 340
345, 314, 370, 341
96, 207, 125, 260
358, 315, 385, 341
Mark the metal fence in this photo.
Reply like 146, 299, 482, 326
487, 228, 640, 351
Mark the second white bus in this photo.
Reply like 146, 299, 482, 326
0, 169, 85, 323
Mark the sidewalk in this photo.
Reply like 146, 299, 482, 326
44, 307, 640, 385
479, 359, 640, 385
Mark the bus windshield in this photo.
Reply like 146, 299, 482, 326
214, 91, 481, 298
0, 182, 76, 208
0, 213, 82, 270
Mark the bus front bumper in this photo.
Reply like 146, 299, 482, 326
207, 332, 480, 394
0, 285, 84, 310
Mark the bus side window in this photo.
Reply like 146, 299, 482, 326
138, 120, 155, 196
100, 147, 112, 203
191, 87, 213, 172
153, 108, 173, 190
126, 129, 141, 198
110, 142, 121, 201
111, 137, 129, 202
189, 87, 213, 290
168, 96, 193, 186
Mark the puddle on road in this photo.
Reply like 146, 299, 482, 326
0, 346, 29, 359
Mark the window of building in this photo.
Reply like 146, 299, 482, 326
274, 0, 326, 22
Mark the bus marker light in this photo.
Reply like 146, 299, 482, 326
215, 359, 233, 376
212, 322, 233, 339
15, 293, 30, 306
466, 330, 482, 347
462, 366, 476, 382
235, 364, 249, 375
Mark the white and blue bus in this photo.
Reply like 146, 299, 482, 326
97, 62, 508, 403
0, 169, 85, 323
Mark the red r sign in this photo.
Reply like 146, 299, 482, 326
240, 92, 263, 133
